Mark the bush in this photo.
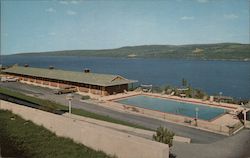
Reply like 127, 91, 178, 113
153, 126, 175, 147
152, 86, 162, 93
81, 95, 90, 100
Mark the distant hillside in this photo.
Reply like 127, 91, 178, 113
15, 43, 250, 60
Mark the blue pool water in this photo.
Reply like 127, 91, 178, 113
116, 95, 226, 121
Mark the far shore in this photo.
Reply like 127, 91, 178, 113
2, 54, 250, 62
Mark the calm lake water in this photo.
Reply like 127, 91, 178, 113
1, 55, 250, 99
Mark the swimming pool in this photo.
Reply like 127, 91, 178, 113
115, 95, 226, 121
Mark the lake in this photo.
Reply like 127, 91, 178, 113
1, 55, 250, 99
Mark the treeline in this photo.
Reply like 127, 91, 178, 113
14, 43, 250, 60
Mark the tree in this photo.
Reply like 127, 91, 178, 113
153, 126, 175, 147
182, 78, 187, 87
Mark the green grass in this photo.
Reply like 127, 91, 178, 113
0, 110, 115, 158
0, 87, 150, 130
0, 87, 68, 112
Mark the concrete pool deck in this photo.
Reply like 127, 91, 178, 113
102, 91, 239, 110
90, 91, 246, 135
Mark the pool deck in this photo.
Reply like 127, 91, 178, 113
89, 91, 247, 135
103, 91, 239, 110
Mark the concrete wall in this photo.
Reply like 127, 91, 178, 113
0, 100, 169, 158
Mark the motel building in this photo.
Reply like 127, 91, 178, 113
2, 65, 137, 96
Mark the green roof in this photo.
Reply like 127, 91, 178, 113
2, 66, 137, 87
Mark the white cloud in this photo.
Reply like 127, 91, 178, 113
48, 32, 56, 36
224, 14, 238, 19
181, 16, 195, 20
71, 0, 79, 4
45, 8, 56, 13
59, 1, 69, 5
59, 0, 79, 5
197, 0, 209, 3
67, 10, 77, 15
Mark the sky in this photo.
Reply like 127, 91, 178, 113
1, 0, 249, 55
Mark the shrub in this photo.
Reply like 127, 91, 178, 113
153, 126, 175, 147
81, 95, 90, 100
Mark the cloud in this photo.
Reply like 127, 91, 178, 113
197, 0, 209, 3
59, 0, 79, 5
45, 8, 56, 13
48, 32, 56, 36
181, 16, 195, 20
67, 10, 77, 15
224, 14, 238, 19
71, 0, 79, 4
59, 1, 69, 5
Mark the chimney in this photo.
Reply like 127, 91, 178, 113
49, 66, 54, 70
84, 68, 90, 73
24, 64, 29, 67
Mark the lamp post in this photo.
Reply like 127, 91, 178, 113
195, 107, 199, 126
243, 109, 247, 127
241, 102, 247, 128
219, 92, 223, 103
66, 93, 74, 115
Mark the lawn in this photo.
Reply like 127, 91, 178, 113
0, 87, 149, 130
0, 110, 114, 158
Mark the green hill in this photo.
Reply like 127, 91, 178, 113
15, 43, 250, 60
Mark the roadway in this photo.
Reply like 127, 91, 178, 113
1, 82, 249, 158
0, 81, 226, 144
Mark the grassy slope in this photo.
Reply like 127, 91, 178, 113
0, 87, 149, 130
0, 110, 114, 158
15, 43, 250, 60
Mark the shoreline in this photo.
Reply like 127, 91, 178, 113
3, 54, 250, 62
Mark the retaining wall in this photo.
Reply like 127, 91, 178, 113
0, 100, 169, 158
